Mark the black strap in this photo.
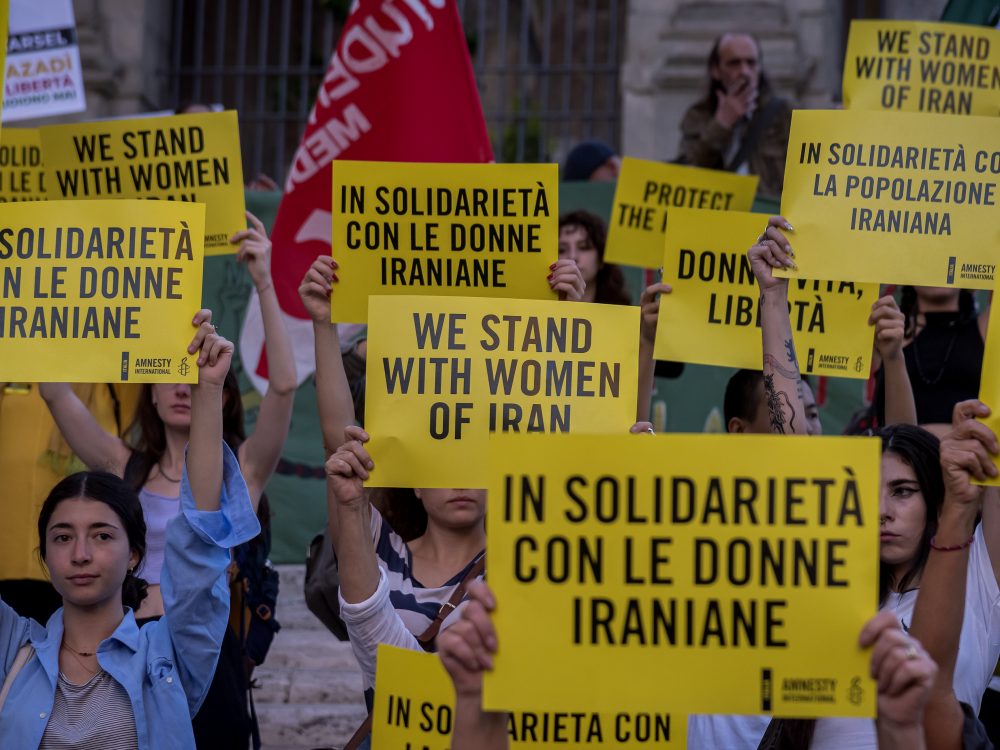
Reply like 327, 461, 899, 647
344, 552, 486, 746
726, 96, 786, 173
234, 574, 262, 750
416, 551, 486, 650
343, 714, 374, 750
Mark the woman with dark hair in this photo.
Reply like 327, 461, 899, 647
38, 215, 294, 749
871, 286, 990, 430
39, 213, 294, 620
691, 220, 1000, 749
558, 210, 631, 306
0, 324, 259, 749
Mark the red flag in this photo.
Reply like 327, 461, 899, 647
241, 0, 493, 388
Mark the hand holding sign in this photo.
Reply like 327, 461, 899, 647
942, 400, 999, 492
188, 309, 233, 387
325, 424, 374, 508
750, 215, 796, 292
639, 282, 672, 347
298, 256, 339, 324
869, 296, 906, 362
859, 611, 936, 734
547, 259, 586, 302
438, 580, 499, 695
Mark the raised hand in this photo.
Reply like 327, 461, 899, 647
299, 255, 340, 324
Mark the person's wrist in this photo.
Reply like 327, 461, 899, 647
877, 718, 925, 741
193, 380, 225, 397
760, 286, 787, 305
937, 494, 980, 535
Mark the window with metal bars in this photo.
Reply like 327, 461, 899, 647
160, 0, 626, 180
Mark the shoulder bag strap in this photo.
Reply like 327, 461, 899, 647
416, 552, 486, 649
726, 96, 785, 173
343, 552, 486, 749
0, 643, 35, 714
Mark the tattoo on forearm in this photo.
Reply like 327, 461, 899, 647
764, 353, 799, 381
784, 338, 798, 366
763, 373, 798, 434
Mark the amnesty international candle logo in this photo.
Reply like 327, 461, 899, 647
0, 200, 205, 383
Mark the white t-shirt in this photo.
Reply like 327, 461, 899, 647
689, 526, 1000, 750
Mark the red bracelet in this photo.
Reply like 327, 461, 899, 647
929, 534, 975, 552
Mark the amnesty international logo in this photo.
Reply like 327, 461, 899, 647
848, 676, 864, 705
177, 357, 191, 377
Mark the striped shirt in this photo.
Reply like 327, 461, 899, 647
371, 507, 485, 641
39, 670, 139, 750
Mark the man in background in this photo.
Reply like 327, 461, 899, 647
678, 33, 791, 199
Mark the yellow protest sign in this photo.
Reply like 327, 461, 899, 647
0, 200, 204, 383
844, 20, 1000, 116
365, 295, 639, 488
330, 161, 558, 323
0, 128, 44, 202
39, 111, 245, 255
482, 433, 880, 719
977, 303, 1000, 485
605, 157, 758, 269
779, 109, 1000, 288
655, 209, 878, 378
372, 644, 685, 749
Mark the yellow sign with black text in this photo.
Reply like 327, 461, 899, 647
605, 157, 758, 269
779, 109, 1000, 288
0, 128, 44, 202
482, 433, 880, 719
656, 209, 878, 378
977, 303, 1000, 486
365, 295, 639, 488
372, 644, 684, 749
40, 111, 245, 255
330, 161, 558, 323
0, 200, 204, 383
844, 20, 1000, 116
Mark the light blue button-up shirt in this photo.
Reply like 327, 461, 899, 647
0, 443, 260, 749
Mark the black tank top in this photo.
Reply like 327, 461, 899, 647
875, 311, 984, 425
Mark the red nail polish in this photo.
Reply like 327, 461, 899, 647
547, 273, 553, 280
549, 263, 557, 270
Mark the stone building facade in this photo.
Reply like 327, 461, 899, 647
621, 0, 945, 161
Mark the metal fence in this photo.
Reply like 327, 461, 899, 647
159, 0, 626, 181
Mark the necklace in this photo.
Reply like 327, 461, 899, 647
910, 316, 961, 386
157, 461, 182, 483
61, 640, 96, 658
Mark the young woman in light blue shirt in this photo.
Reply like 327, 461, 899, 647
0, 319, 260, 749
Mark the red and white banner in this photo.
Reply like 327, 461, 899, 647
241, 0, 493, 390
